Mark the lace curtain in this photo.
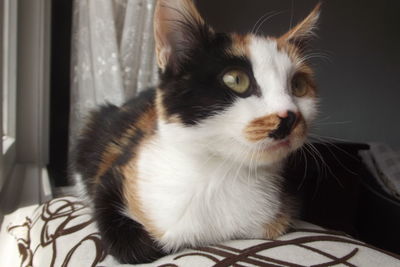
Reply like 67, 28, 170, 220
69, 0, 158, 146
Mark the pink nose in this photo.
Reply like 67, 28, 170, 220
277, 110, 293, 118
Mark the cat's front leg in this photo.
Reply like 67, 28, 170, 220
264, 213, 292, 239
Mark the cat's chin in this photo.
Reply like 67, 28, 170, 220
264, 139, 291, 151
253, 136, 306, 165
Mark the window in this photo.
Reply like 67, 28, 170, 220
1, 0, 17, 190
0, 0, 52, 208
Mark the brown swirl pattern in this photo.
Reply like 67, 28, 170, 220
7, 198, 107, 267
158, 229, 400, 267
6, 197, 400, 267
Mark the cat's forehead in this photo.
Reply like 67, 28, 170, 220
228, 34, 298, 73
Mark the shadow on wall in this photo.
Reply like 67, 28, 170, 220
197, 0, 400, 149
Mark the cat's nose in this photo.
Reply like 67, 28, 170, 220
268, 111, 298, 140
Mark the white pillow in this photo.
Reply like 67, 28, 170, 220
1, 197, 399, 267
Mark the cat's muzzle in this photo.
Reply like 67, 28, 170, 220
268, 111, 298, 140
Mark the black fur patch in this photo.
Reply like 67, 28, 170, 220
159, 31, 260, 125
269, 111, 297, 140
94, 168, 165, 264
70, 89, 165, 263
71, 103, 121, 196
72, 89, 155, 187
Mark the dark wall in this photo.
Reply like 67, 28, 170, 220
197, 0, 400, 148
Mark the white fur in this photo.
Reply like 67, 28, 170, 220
249, 37, 298, 114
248, 36, 318, 123
72, 172, 91, 203
135, 124, 282, 251
128, 36, 318, 252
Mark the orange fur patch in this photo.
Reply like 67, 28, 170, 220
122, 149, 163, 239
292, 118, 307, 138
155, 90, 166, 120
228, 33, 251, 57
94, 143, 123, 184
93, 107, 157, 184
156, 89, 183, 124
244, 114, 281, 142
117, 106, 162, 239
279, 3, 321, 43
133, 106, 157, 133
265, 213, 291, 239
276, 39, 301, 61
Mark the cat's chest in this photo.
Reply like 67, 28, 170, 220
134, 137, 282, 249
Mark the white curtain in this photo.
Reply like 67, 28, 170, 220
69, 0, 158, 146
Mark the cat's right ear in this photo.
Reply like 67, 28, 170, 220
279, 3, 321, 50
154, 0, 212, 72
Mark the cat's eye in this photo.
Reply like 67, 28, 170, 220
222, 70, 250, 94
291, 74, 308, 97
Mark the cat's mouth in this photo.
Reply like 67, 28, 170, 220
257, 129, 306, 159
236, 119, 308, 164
257, 138, 293, 155
259, 119, 307, 153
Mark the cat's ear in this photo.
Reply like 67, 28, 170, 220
279, 3, 321, 48
154, 0, 212, 72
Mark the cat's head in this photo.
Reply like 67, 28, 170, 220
154, 0, 320, 166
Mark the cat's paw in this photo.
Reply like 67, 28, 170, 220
264, 213, 291, 239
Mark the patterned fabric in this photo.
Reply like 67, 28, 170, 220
1, 197, 117, 267
0, 197, 399, 267
140, 231, 400, 267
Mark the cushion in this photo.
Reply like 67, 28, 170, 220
1, 197, 399, 267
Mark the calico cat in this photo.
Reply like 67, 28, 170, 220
72, 0, 321, 264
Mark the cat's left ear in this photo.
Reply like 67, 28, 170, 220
279, 3, 321, 48
154, 0, 213, 72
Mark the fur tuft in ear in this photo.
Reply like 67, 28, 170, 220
280, 3, 321, 48
154, 0, 213, 73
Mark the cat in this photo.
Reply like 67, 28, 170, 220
71, 0, 321, 264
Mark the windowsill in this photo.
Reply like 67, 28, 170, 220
2, 136, 15, 155
0, 164, 53, 224
2, 136, 16, 187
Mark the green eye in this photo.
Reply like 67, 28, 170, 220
222, 70, 250, 93
291, 74, 308, 97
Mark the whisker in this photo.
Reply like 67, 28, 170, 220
309, 133, 354, 144
309, 141, 345, 188
251, 10, 278, 34
303, 143, 325, 198
247, 143, 257, 185
308, 135, 359, 175
296, 146, 309, 191
309, 134, 360, 161
289, 0, 294, 31
254, 10, 286, 35
303, 142, 322, 176
313, 121, 352, 126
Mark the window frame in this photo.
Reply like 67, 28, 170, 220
0, 0, 52, 208
1, 0, 17, 190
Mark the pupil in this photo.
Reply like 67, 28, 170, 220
236, 75, 240, 84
